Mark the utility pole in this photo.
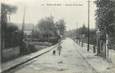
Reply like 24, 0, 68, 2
0, 5, 1, 73
76, 23, 78, 43
1, 1, 7, 71
87, 0, 90, 51
22, 6, 26, 39
20, 6, 26, 54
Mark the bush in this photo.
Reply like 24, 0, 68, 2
28, 44, 37, 53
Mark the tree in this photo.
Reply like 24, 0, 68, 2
37, 16, 58, 42
95, 0, 114, 56
1, 3, 17, 31
5, 23, 19, 48
95, 0, 114, 35
78, 25, 88, 36
1, 3, 17, 48
56, 19, 66, 36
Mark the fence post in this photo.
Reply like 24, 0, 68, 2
93, 45, 96, 53
106, 34, 111, 62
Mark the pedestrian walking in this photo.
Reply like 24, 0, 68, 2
57, 43, 62, 56
52, 50, 56, 55
56, 28, 63, 56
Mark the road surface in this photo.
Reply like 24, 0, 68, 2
7, 38, 98, 73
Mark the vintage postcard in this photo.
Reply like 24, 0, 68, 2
0, 0, 115, 73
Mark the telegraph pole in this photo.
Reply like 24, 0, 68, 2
20, 6, 26, 54
22, 6, 26, 39
76, 23, 78, 43
87, 0, 90, 51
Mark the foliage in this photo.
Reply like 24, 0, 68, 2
78, 25, 88, 37
1, 3, 22, 48
37, 16, 57, 38
95, 0, 115, 49
65, 25, 96, 45
1, 3, 17, 29
56, 19, 66, 36
32, 16, 66, 44
5, 23, 22, 48
1, 3, 17, 14
95, 0, 114, 35
89, 29, 96, 45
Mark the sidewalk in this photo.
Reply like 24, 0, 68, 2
75, 43, 115, 73
1, 44, 58, 73
12, 38, 104, 73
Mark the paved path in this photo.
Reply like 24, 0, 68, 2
6, 38, 100, 73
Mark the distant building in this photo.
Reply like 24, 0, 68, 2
24, 24, 34, 38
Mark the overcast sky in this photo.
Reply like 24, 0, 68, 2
2, 0, 96, 30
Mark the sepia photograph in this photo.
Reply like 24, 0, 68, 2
0, 0, 115, 73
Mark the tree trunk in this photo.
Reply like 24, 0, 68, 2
106, 34, 109, 60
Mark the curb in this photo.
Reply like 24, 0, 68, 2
74, 43, 99, 73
